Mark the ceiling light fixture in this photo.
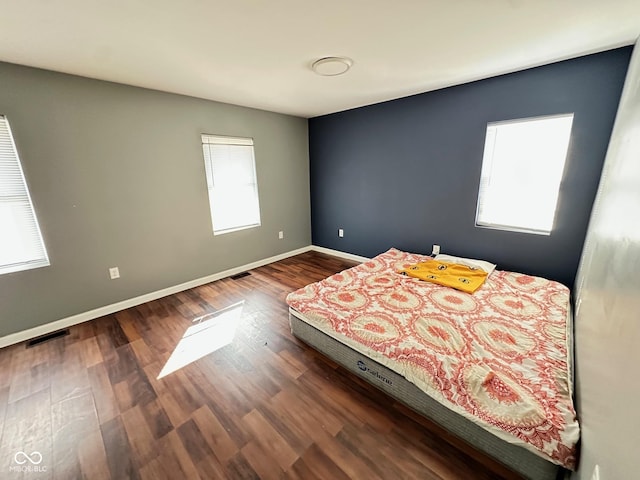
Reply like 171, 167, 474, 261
312, 56, 353, 76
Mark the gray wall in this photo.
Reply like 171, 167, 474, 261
0, 62, 311, 338
572, 42, 640, 480
309, 48, 632, 287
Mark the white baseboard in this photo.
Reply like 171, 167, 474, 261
0, 244, 370, 349
0, 245, 313, 349
309, 245, 370, 263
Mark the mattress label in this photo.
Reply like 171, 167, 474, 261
357, 360, 393, 386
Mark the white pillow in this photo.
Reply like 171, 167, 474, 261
434, 254, 496, 275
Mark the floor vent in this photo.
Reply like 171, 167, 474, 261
230, 271, 251, 280
26, 329, 70, 348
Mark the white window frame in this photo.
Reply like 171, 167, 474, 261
0, 115, 49, 275
475, 113, 574, 235
201, 134, 261, 235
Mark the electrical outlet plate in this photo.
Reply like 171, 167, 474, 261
591, 465, 600, 480
109, 267, 120, 279
278, 231, 284, 239
339, 229, 344, 237
432, 244, 440, 256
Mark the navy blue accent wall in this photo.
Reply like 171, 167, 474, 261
309, 47, 632, 287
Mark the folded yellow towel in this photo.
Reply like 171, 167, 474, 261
399, 260, 488, 294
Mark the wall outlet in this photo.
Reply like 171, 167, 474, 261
278, 231, 284, 239
339, 228, 344, 238
591, 465, 600, 480
432, 244, 440, 256
109, 267, 120, 279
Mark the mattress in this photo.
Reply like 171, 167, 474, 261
289, 309, 560, 480
286, 248, 579, 473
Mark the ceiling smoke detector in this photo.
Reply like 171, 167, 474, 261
312, 57, 353, 76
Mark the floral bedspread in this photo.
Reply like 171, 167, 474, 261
286, 248, 579, 469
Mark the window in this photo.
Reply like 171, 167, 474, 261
0, 115, 49, 275
201, 134, 261, 235
476, 114, 574, 235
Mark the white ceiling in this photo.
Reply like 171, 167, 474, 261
0, 1, 639, 118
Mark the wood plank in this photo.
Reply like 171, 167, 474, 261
284, 458, 324, 480
115, 310, 143, 343
80, 336, 104, 368
271, 388, 343, 439
77, 429, 111, 480
225, 452, 260, 480
88, 363, 120, 425
101, 416, 139, 480
241, 409, 298, 470
51, 390, 100, 478
297, 443, 351, 480
120, 405, 159, 469
312, 426, 384, 480
176, 419, 214, 464
155, 430, 200, 480
191, 405, 238, 464
138, 458, 170, 480
333, 423, 407, 480
241, 440, 283, 480
139, 399, 173, 440
128, 339, 155, 368
0, 386, 9, 444
0, 344, 18, 388
0, 388, 52, 480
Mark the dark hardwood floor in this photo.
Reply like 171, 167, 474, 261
0, 251, 523, 479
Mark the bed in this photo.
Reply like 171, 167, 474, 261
286, 248, 579, 480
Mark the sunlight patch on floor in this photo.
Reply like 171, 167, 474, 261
158, 301, 244, 379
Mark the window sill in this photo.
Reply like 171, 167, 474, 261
213, 223, 261, 236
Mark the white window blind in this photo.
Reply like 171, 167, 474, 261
476, 114, 574, 235
201, 134, 261, 235
0, 115, 49, 275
